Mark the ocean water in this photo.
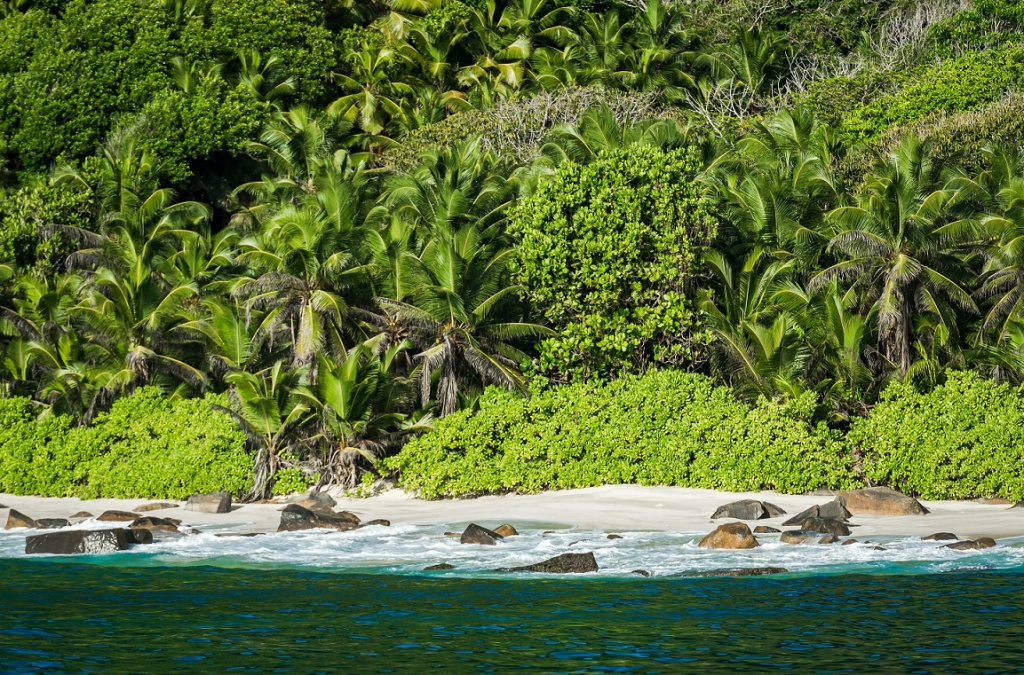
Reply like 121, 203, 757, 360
2, 522, 1024, 673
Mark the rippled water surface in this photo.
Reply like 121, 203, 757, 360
2, 524, 1024, 673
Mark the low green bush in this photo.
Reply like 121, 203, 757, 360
0, 388, 252, 499
847, 371, 1024, 501
382, 370, 857, 498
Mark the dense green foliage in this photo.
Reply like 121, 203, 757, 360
0, 388, 251, 498
383, 370, 855, 498
511, 144, 716, 382
3, 0, 1024, 499
847, 372, 1024, 501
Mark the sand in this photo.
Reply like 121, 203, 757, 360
2, 485, 1022, 539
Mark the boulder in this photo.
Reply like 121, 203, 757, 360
185, 492, 232, 514
423, 563, 454, 571
493, 524, 518, 537
842, 539, 858, 545
780, 530, 818, 544
293, 491, 337, 513
698, 522, 759, 549
135, 502, 178, 513
36, 518, 70, 530
498, 552, 599, 574
607, 534, 623, 540
819, 535, 839, 544
460, 523, 502, 545
711, 500, 786, 520
923, 532, 958, 541
277, 504, 358, 532
781, 505, 819, 526
692, 567, 788, 577
96, 510, 141, 523
129, 517, 181, 533
839, 487, 928, 516
4, 509, 38, 529
360, 519, 390, 528
443, 532, 460, 537
215, 532, 264, 538
797, 517, 851, 537
977, 537, 997, 548
69, 511, 93, 519
631, 569, 651, 577
945, 540, 981, 551
125, 529, 154, 545
753, 526, 780, 534
817, 498, 852, 522
25, 529, 129, 555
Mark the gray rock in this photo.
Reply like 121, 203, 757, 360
753, 526, 780, 534
125, 529, 154, 545
839, 487, 929, 516
977, 537, 997, 548
291, 490, 337, 513
424, 563, 454, 571
460, 523, 502, 545
36, 518, 70, 530
923, 532, 958, 541
135, 502, 179, 513
4, 509, 38, 530
498, 552, 599, 574
25, 529, 129, 555
96, 510, 141, 522
692, 567, 789, 577
817, 498, 852, 522
798, 517, 851, 536
185, 492, 232, 514
277, 504, 358, 532
711, 499, 767, 520
780, 530, 818, 544
781, 505, 819, 526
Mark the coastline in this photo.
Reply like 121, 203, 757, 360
2, 485, 1022, 539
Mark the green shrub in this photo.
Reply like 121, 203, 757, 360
0, 388, 252, 498
382, 370, 857, 498
510, 145, 716, 382
847, 371, 1024, 500
271, 467, 315, 496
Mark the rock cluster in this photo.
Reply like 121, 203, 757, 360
497, 552, 599, 574
711, 500, 786, 520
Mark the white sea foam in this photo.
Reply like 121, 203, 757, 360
2, 520, 1023, 576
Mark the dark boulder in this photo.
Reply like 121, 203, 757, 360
185, 492, 232, 514
4, 509, 38, 529
819, 535, 839, 544
460, 523, 502, 545
798, 517, 851, 536
607, 534, 623, 540
493, 524, 518, 537
699, 522, 759, 549
129, 517, 181, 533
692, 567, 788, 577
631, 569, 651, 577
946, 538, 997, 551
976, 537, 997, 548
360, 519, 391, 528
839, 487, 928, 516
25, 529, 129, 555
923, 532, 958, 541
277, 504, 358, 532
97, 510, 141, 523
135, 502, 179, 513
424, 563, 454, 571
753, 526, 780, 534
292, 491, 337, 513
780, 530, 818, 544
781, 505, 819, 526
443, 531, 460, 537
69, 511, 93, 519
817, 498, 852, 522
498, 552, 599, 574
214, 532, 265, 538
842, 539, 858, 545
711, 500, 787, 520
36, 518, 70, 530
125, 529, 154, 545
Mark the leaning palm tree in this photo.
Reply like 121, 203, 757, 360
812, 136, 978, 375
375, 224, 552, 415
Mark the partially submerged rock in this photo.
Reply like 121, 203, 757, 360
69, 511, 93, 520
129, 517, 181, 533
711, 499, 786, 520
25, 529, 129, 555
4, 509, 38, 530
96, 510, 141, 523
607, 534, 623, 540
780, 530, 818, 544
36, 518, 70, 530
631, 569, 651, 577
360, 519, 391, 528
135, 502, 179, 513
185, 492, 232, 514
698, 522, 759, 549
460, 523, 502, 545
945, 538, 997, 551
277, 504, 359, 532
753, 526, 780, 534
493, 524, 518, 537
839, 487, 928, 516
498, 552, 599, 574
125, 529, 154, 545
424, 563, 454, 571
691, 567, 788, 577
923, 532, 958, 541
797, 517, 851, 536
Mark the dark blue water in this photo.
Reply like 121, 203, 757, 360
2, 560, 1023, 673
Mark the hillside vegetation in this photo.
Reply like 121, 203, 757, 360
3, 0, 1024, 499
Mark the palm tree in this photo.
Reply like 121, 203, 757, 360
329, 44, 413, 135
812, 136, 977, 375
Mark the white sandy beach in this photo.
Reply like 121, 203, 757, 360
2, 485, 1022, 539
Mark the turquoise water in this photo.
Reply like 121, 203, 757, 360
2, 558, 1024, 673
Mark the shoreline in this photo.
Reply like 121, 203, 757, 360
2, 485, 1023, 539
